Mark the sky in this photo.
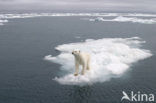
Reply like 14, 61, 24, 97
0, 0, 156, 13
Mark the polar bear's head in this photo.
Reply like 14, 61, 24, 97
72, 50, 80, 56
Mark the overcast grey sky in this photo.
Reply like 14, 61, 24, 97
0, 0, 156, 12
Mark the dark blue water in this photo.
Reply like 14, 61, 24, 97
0, 16, 156, 103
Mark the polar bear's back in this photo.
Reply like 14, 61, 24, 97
78, 52, 90, 65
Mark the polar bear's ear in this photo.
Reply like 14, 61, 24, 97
78, 50, 81, 53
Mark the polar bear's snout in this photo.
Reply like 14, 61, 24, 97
72, 51, 74, 54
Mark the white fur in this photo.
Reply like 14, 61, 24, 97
72, 50, 90, 76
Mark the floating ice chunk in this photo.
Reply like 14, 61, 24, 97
88, 16, 156, 24
44, 37, 152, 85
0, 19, 8, 25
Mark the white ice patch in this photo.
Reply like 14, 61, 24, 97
0, 19, 8, 25
44, 37, 152, 85
75, 36, 81, 39
89, 16, 156, 24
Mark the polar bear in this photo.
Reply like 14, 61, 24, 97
72, 50, 90, 76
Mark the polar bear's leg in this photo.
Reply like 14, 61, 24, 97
74, 62, 79, 76
87, 58, 90, 70
86, 55, 90, 70
81, 65, 86, 75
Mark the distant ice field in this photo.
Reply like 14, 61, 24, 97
1, 13, 156, 25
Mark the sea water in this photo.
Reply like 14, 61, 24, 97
0, 13, 156, 103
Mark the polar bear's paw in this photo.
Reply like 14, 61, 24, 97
81, 72, 85, 75
74, 73, 78, 76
